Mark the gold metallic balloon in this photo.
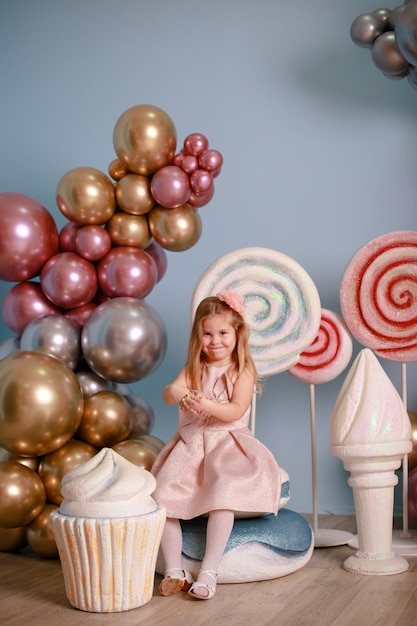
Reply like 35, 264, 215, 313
148, 203, 202, 251
108, 158, 130, 181
0, 352, 84, 457
38, 440, 97, 505
115, 173, 155, 215
113, 104, 177, 176
26, 503, 59, 559
106, 210, 152, 249
0, 526, 27, 552
112, 439, 158, 471
0, 461, 46, 528
134, 434, 166, 454
56, 166, 116, 225
0, 447, 40, 471
77, 390, 133, 448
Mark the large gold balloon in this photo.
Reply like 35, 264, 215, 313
0, 352, 84, 457
113, 104, 177, 176
0, 526, 27, 552
115, 173, 155, 215
112, 439, 158, 471
77, 390, 133, 448
148, 203, 202, 252
26, 503, 59, 559
38, 440, 97, 505
0, 461, 46, 528
56, 166, 116, 225
106, 211, 152, 249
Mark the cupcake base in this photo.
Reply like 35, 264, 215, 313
50, 507, 166, 613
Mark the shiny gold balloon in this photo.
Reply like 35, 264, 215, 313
77, 390, 133, 448
0, 447, 40, 471
106, 211, 152, 249
132, 434, 166, 454
0, 526, 27, 552
56, 166, 116, 225
148, 203, 202, 251
113, 104, 177, 176
115, 173, 155, 215
26, 503, 59, 559
0, 461, 46, 528
112, 439, 158, 471
38, 440, 97, 505
108, 158, 130, 181
408, 410, 417, 471
0, 352, 84, 457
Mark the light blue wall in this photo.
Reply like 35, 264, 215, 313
1, 0, 417, 514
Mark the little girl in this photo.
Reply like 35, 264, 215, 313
151, 290, 281, 600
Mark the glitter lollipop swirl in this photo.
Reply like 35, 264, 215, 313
191, 247, 321, 376
288, 308, 353, 384
340, 231, 417, 362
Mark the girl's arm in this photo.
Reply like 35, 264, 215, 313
186, 366, 255, 423
162, 367, 190, 405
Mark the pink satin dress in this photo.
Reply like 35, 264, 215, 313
151, 363, 281, 520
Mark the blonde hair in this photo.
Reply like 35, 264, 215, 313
184, 296, 260, 392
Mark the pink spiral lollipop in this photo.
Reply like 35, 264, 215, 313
340, 231, 417, 362
288, 309, 353, 384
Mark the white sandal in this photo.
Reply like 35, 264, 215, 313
188, 570, 218, 600
159, 569, 193, 596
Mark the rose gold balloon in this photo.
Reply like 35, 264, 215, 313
76, 367, 113, 396
38, 440, 97, 505
145, 241, 168, 282
40, 252, 98, 309
77, 390, 133, 448
26, 503, 59, 558
0, 447, 40, 471
188, 185, 215, 208
97, 247, 157, 299
74, 225, 111, 261
199, 149, 223, 172
112, 439, 158, 471
150, 165, 191, 209
115, 173, 155, 215
106, 211, 152, 249
113, 104, 177, 176
0, 461, 46, 528
56, 166, 116, 225
0, 526, 27, 552
190, 169, 213, 194
108, 158, 130, 181
0, 192, 59, 282
0, 352, 84, 457
184, 133, 209, 157
64, 302, 97, 328
59, 222, 80, 252
1, 281, 62, 335
148, 203, 202, 251
123, 395, 155, 436
134, 434, 166, 454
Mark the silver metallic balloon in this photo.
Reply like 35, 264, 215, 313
350, 13, 386, 48
76, 367, 114, 396
20, 314, 81, 370
81, 297, 167, 383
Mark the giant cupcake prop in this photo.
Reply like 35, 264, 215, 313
331, 349, 412, 575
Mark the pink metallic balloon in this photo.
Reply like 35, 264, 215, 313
371, 31, 409, 76
180, 155, 199, 174
40, 252, 98, 309
145, 241, 168, 282
198, 149, 223, 173
97, 247, 157, 299
190, 169, 214, 194
64, 302, 97, 328
150, 165, 191, 209
188, 186, 215, 208
183, 133, 209, 157
1, 281, 62, 335
74, 225, 112, 261
59, 222, 80, 252
350, 13, 386, 48
0, 192, 59, 282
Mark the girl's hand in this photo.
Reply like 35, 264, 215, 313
179, 390, 206, 415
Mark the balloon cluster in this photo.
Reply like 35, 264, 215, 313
350, 0, 417, 89
0, 103, 222, 557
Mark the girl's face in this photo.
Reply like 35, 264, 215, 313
200, 313, 237, 366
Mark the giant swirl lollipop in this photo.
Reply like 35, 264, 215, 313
340, 230, 417, 545
289, 308, 353, 547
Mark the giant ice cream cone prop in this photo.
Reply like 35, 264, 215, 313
331, 349, 412, 575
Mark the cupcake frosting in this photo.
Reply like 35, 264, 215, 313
59, 447, 158, 518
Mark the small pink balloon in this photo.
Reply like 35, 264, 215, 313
188, 185, 215, 208
75, 225, 112, 261
64, 302, 97, 327
172, 151, 185, 167
40, 252, 98, 309
145, 241, 168, 283
150, 165, 191, 209
199, 149, 223, 173
190, 169, 214, 194
180, 155, 199, 174
1, 281, 62, 335
59, 222, 80, 252
0, 192, 59, 282
183, 133, 209, 157
97, 247, 158, 299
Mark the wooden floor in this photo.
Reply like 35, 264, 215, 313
1, 515, 417, 626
